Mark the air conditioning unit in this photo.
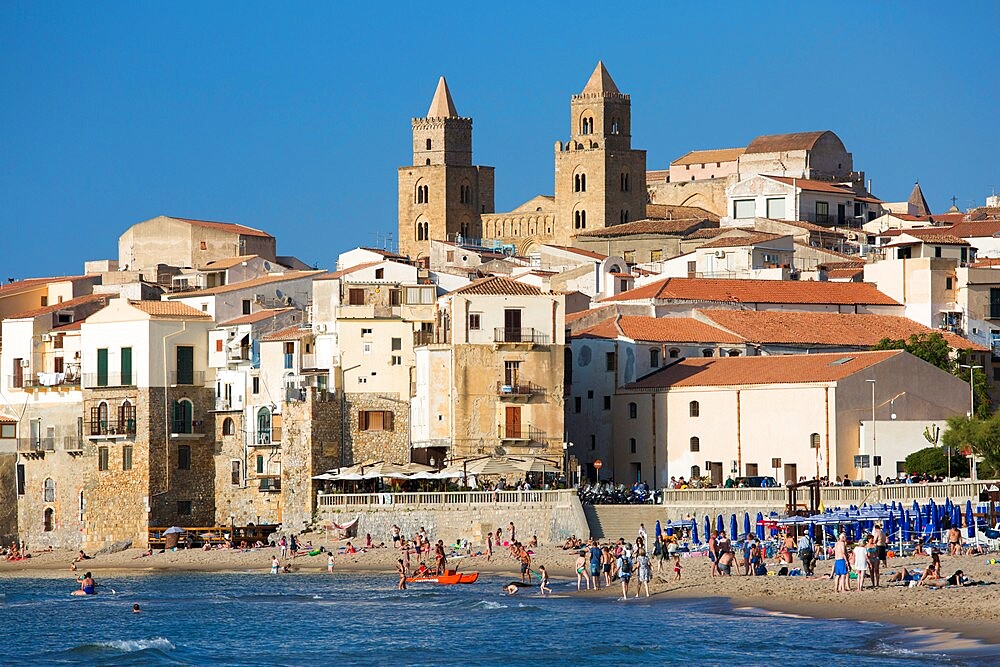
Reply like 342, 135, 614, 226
254, 294, 265, 303
19, 359, 30, 368
715, 250, 726, 259
41, 333, 52, 342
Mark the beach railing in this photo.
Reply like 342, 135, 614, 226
317, 489, 574, 509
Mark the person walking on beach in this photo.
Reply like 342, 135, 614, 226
851, 538, 869, 592
396, 558, 407, 590
867, 535, 881, 588
873, 523, 888, 567
617, 548, 633, 599
707, 530, 719, 577
485, 533, 494, 562
518, 544, 532, 583
637, 523, 648, 548
539, 565, 552, 596
636, 548, 652, 598
588, 539, 602, 590
833, 533, 849, 593
279, 536, 287, 560
797, 530, 814, 576
575, 551, 591, 591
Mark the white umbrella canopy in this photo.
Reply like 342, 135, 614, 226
358, 461, 410, 479
512, 457, 560, 473
441, 456, 526, 477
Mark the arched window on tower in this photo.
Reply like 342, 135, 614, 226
620, 172, 630, 192
611, 117, 620, 134
426, 138, 432, 150
580, 116, 594, 135
574, 210, 587, 230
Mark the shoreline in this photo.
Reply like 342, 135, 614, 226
4, 546, 999, 651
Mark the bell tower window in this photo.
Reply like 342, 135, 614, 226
574, 210, 587, 229
580, 115, 594, 135
574, 173, 587, 193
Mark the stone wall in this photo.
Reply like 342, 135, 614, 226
0, 454, 16, 545
343, 392, 409, 464
648, 177, 731, 217
280, 390, 341, 532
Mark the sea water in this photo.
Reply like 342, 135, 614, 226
0, 572, 995, 666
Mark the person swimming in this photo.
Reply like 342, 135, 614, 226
503, 581, 532, 595
71, 572, 96, 596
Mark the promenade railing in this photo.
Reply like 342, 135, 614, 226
317, 489, 574, 509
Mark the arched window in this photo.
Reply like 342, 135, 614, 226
620, 172, 630, 192
574, 210, 587, 229
426, 138, 432, 150
43, 477, 55, 502
222, 417, 235, 436
574, 173, 587, 193
425, 158, 430, 166
96, 401, 109, 434
727, 349, 741, 357
629, 438, 637, 454
689, 401, 700, 417
416, 221, 429, 241
580, 115, 594, 135
668, 348, 680, 358
650, 348, 660, 368
689, 436, 700, 452
172, 399, 193, 434
257, 407, 272, 445
702, 349, 714, 357
118, 399, 135, 434
810, 433, 821, 449
611, 117, 620, 134
43, 508, 54, 532
628, 402, 637, 419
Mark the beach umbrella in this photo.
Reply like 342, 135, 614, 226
755, 512, 765, 540
730, 514, 738, 542
966, 500, 975, 539
704, 516, 711, 541
164, 526, 185, 535
691, 522, 699, 545
854, 520, 863, 541
716, 514, 724, 535
886, 511, 895, 541
901, 511, 910, 542
655, 520, 662, 539
912, 500, 920, 515
808, 520, 815, 541
665, 521, 674, 537
743, 513, 751, 539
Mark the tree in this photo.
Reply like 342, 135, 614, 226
903, 445, 969, 477
872, 333, 991, 417
941, 414, 1000, 479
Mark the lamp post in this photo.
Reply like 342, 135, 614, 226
866, 379, 877, 482
958, 363, 982, 480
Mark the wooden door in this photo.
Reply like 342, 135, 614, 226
784, 463, 798, 486
505, 406, 521, 438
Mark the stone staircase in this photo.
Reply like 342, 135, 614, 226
583, 504, 668, 541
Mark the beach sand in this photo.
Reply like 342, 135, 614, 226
4, 538, 999, 648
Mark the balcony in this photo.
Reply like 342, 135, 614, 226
170, 419, 205, 438
211, 397, 243, 412
336, 305, 401, 320
21, 369, 82, 390
17, 437, 54, 454
86, 420, 137, 440
497, 424, 547, 445
168, 370, 206, 386
414, 330, 449, 346
496, 381, 546, 399
253, 428, 282, 446
82, 372, 135, 388
493, 328, 549, 346
300, 353, 319, 369
258, 475, 281, 492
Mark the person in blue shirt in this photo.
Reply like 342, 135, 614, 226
588, 539, 603, 590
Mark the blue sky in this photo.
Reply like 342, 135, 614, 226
2, 2, 998, 278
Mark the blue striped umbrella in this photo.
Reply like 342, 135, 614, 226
966, 500, 975, 538
755, 512, 765, 540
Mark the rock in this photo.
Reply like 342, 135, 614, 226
95, 540, 132, 555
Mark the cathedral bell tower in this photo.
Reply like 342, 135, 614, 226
398, 77, 495, 261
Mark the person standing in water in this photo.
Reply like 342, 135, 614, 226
327, 553, 335, 574
396, 559, 407, 590
271, 556, 279, 574
538, 565, 552, 596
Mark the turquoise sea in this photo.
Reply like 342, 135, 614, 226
0, 572, 996, 666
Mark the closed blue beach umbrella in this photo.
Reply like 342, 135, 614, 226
913, 510, 922, 535
716, 514, 724, 535
912, 500, 920, 515
691, 521, 699, 545
704, 515, 711, 541
743, 513, 751, 539
808, 520, 815, 541
854, 520, 863, 541
954, 507, 962, 531
665, 522, 673, 537
966, 500, 975, 538
755, 512, 765, 540
655, 520, 662, 539
900, 511, 909, 542
730, 514, 738, 542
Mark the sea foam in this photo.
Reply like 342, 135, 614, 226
91, 637, 176, 652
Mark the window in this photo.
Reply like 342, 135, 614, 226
122, 446, 133, 471
284, 342, 294, 369
650, 249, 662, 263
727, 349, 741, 357
231, 460, 242, 485
766, 197, 785, 219
990, 288, 1000, 319
734, 199, 755, 219
16, 464, 25, 495
468, 313, 481, 331
574, 210, 587, 229
252, 377, 260, 394
177, 500, 192, 516
603, 395, 611, 410
934, 246, 942, 258
668, 348, 680, 359
175, 345, 194, 385
390, 355, 402, 365
574, 173, 586, 192
415, 184, 429, 204
580, 115, 593, 135
118, 400, 136, 434
222, 418, 235, 436
349, 289, 365, 306
702, 349, 714, 357
405, 287, 436, 305
358, 410, 394, 431
391, 337, 401, 351
629, 438, 636, 454
98, 446, 109, 471
44, 508, 54, 532
623, 250, 635, 264
177, 445, 191, 470
256, 455, 264, 474
173, 399, 193, 434
587, 390, 593, 399
810, 433, 820, 449
621, 173, 630, 192
689, 401, 700, 417
628, 402, 637, 419
606, 352, 616, 372
389, 289, 402, 306
0, 423, 14, 439
43, 478, 55, 502
689, 437, 700, 452
256, 407, 272, 444
572, 396, 581, 413
216, 339, 224, 353
815, 201, 829, 222
503, 360, 521, 386
363, 342, 372, 355
242, 299, 252, 315
650, 348, 660, 368
374, 268, 384, 280
416, 221, 429, 240
590, 435, 596, 450
946, 277, 953, 290
361, 328, 372, 336
745, 463, 758, 476
690, 465, 701, 479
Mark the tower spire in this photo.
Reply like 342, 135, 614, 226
581, 61, 620, 95
427, 76, 459, 118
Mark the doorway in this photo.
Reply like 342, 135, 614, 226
783, 463, 798, 486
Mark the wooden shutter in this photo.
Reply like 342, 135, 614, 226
384, 411, 394, 432
358, 410, 368, 431
90, 407, 101, 435
120, 347, 132, 386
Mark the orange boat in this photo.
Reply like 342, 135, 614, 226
406, 570, 479, 585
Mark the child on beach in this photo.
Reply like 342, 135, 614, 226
575, 551, 591, 591
673, 554, 682, 581
486, 533, 493, 562
270, 556, 279, 574
327, 553, 335, 573
539, 565, 551, 595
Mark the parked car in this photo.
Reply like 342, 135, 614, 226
734, 476, 780, 488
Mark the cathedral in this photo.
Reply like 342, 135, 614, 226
397, 62, 647, 260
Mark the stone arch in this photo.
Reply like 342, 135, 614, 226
680, 192, 712, 209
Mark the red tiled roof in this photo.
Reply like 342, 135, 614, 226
262, 325, 311, 342
575, 218, 715, 238
887, 232, 970, 246
763, 218, 847, 236
165, 271, 323, 296
970, 258, 1000, 268
645, 204, 721, 223
360, 247, 408, 260
576, 315, 743, 344
766, 176, 855, 195
545, 245, 608, 260
825, 268, 864, 280
449, 276, 541, 296
600, 277, 899, 306
744, 131, 829, 154
128, 300, 212, 319
684, 227, 730, 240
699, 310, 986, 351
52, 320, 83, 331
625, 350, 904, 389
315, 262, 383, 281
670, 147, 746, 166
220, 307, 297, 326
565, 306, 618, 325
169, 216, 272, 238
5, 293, 109, 320
948, 220, 1000, 239
0, 275, 90, 298
200, 255, 260, 270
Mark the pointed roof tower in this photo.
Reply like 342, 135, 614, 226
908, 181, 932, 216
581, 61, 620, 96
426, 76, 459, 118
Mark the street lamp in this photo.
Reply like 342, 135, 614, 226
958, 363, 983, 480
866, 379, 877, 482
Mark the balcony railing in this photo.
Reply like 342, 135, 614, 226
413, 331, 445, 346
82, 372, 135, 388
300, 353, 319, 369
87, 420, 137, 437
497, 425, 547, 443
253, 428, 282, 446
21, 370, 82, 389
496, 381, 545, 397
170, 419, 205, 436
168, 370, 205, 386
212, 397, 242, 412
258, 476, 281, 492
493, 328, 549, 345
17, 437, 54, 453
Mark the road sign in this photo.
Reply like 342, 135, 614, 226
593, 459, 603, 469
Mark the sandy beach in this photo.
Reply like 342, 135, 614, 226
4, 536, 998, 648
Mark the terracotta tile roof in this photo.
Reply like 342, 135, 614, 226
0, 275, 89, 298
698, 232, 787, 249
165, 271, 324, 297
574, 218, 714, 238
948, 220, 1000, 238
128, 300, 212, 319
600, 277, 899, 306
699, 310, 985, 350
220, 307, 297, 326
51, 320, 83, 331
765, 218, 847, 236
449, 276, 541, 296
169, 216, 272, 238
544, 245, 608, 260
360, 247, 408, 260
565, 306, 617, 325
766, 176, 855, 195
825, 268, 864, 280
199, 255, 260, 270
970, 258, 1000, 268
625, 350, 904, 389
645, 203, 721, 222
818, 260, 866, 270
262, 325, 311, 342
887, 232, 969, 246
315, 262, 383, 281
684, 227, 730, 240
744, 131, 829, 154
966, 206, 1000, 221
5, 293, 109, 320
576, 315, 743, 344
670, 147, 746, 166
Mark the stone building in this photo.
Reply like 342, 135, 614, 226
397, 77, 495, 262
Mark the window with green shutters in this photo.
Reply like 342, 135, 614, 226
97, 348, 109, 386
176, 346, 194, 385
120, 347, 132, 386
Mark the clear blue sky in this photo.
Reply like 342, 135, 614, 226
2, 2, 998, 278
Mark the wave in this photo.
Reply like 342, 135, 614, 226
472, 600, 507, 610
78, 637, 176, 653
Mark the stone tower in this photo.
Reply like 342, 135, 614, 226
553, 62, 647, 245
398, 77, 495, 261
